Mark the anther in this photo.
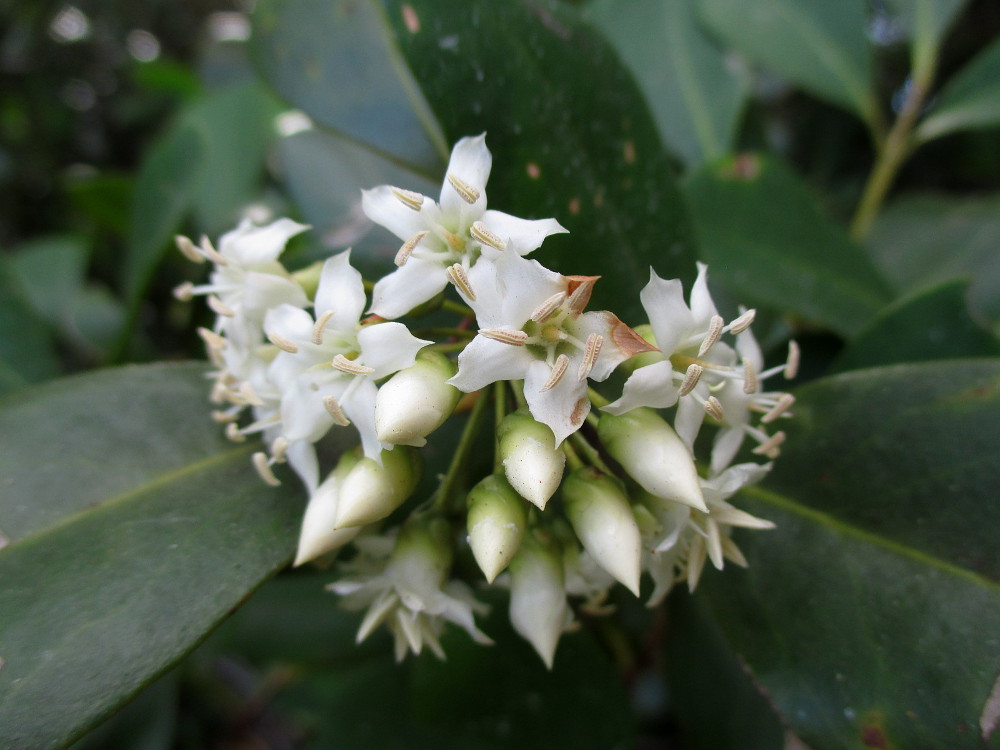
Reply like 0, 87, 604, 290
447, 263, 476, 300
479, 328, 528, 346
743, 360, 758, 394
705, 396, 724, 421
530, 292, 567, 323
271, 436, 289, 463
761, 393, 795, 423
699, 315, 724, 356
207, 294, 236, 317
225, 423, 246, 442
268, 332, 299, 353
252, 452, 281, 487
239, 382, 265, 407
395, 231, 427, 266
312, 310, 334, 345
175, 235, 205, 263
470, 221, 505, 250
752, 430, 786, 458
678, 363, 704, 396
577, 333, 604, 380
785, 340, 800, 380
391, 187, 424, 210
173, 281, 194, 301
566, 279, 596, 316
323, 395, 351, 426
540, 354, 570, 392
211, 409, 239, 423
331, 354, 374, 375
199, 236, 227, 266
197, 327, 226, 351
447, 173, 481, 204
728, 308, 756, 334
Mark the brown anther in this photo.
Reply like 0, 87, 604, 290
225, 423, 246, 443
312, 310, 335, 345
470, 221, 506, 250
678, 363, 704, 397
252, 452, 281, 486
705, 395, 724, 421
530, 292, 567, 323
699, 315, 725, 356
395, 231, 428, 266
391, 187, 424, 211
761, 393, 795, 423
577, 333, 604, 381
207, 294, 236, 317
323, 395, 351, 426
175, 235, 205, 263
743, 360, 758, 394
752, 430, 786, 457
447, 263, 476, 300
447, 173, 481, 204
728, 308, 756, 334
173, 281, 194, 301
268, 332, 299, 354
479, 327, 528, 346
331, 354, 374, 375
540, 354, 570, 392
785, 340, 800, 380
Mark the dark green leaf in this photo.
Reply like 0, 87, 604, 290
702, 360, 1000, 748
917, 37, 1000, 142
695, 0, 878, 125
831, 280, 1000, 373
0, 262, 61, 393
0, 364, 304, 748
684, 154, 892, 336
7, 234, 88, 326
883, 0, 969, 80
585, 0, 749, 165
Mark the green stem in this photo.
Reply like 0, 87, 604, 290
570, 431, 611, 474
414, 326, 476, 340
442, 298, 475, 318
587, 387, 610, 408
434, 388, 492, 512
561, 439, 585, 471
510, 380, 528, 410
427, 341, 467, 354
493, 381, 506, 472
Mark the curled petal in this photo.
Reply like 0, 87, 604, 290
480, 210, 567, 256
220, 218, 310, 266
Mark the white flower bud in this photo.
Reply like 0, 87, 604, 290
509, 532, 572, 669
293, 450, 361, 567
497, 409, 566, 510
375, 351, 460, 447
598, 408, 707, 512
561, 467, 642, 596
466, 474, 528, 583
386, 515, 453, 600
335, 447, 421, 529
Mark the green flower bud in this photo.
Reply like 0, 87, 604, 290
598, 408, 706, 512
386, 515, 453, 594
335, 446, 422, 528
562, 467, 642, 596
509, 531, 571, 669
375, 351, 460, 447
466, 474, 528, 583
497, 408, 566, 510
293, 450, 361, 567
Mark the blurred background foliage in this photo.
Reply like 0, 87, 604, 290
1, 0, 999, 748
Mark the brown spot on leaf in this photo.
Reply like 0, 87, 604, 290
623, 140, 636, 164
719, 153, 761, 182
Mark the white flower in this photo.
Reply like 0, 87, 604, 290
362, 134, 567, 319
508, 532, 573, 669
448, 251, 654, 445
265, 250, 430, 460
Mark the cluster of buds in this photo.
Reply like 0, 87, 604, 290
177, 134, 798, 667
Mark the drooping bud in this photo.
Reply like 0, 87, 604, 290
561, 467, 642, 596
466, 474, 528, 583
293, 451, 362, 567
497, 409, 566, 510
385, 515, 453, 597
508, 531, 571, 669
334, 447, 421, 528
375, 351, 460, 447
598, 408, 707, 512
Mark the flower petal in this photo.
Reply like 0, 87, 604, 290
710, 424, 746, 476
285, 439, 320, 494
279, 376, 338, 443
603, 360, 679, 415
480, 210, 567, 255
639, 270, 694, 355
315, 250, 366, 332
440, 133, 491, 215
264, 303, 316, 345
674, 389, 707, 449
357, 322, 430, 379
369, 258, 450, 320
220, 218, 310, 266
341, 377, 383, 461
689, 262, 719, 327
482, 251, 565, 327
241, 271, 309, 321
362, 185, 428, 241
449, 335, 533, 392
523, 359, 590, 446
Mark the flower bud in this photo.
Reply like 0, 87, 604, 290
598, 408, 706, 512
385, 515, 453, 598
561, 467, 642, 596
375, 351, 460, 447
293, 450, 361, 566
497, 409, 565, 510
509, 531, 571, 669
466, 474, 528, 583
335, 446, 421, 528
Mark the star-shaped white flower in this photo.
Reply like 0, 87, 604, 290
362, 134, 567, 319
448, 251, 654, 445
264, 250, 430, 460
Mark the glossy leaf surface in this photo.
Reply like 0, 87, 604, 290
918, 36, 1000, 142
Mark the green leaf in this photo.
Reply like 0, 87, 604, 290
866, 192, 1000, 328
831, 280, 1000, 373
7, 234, 88, 326
585, 0, 749, 165
683, 154, 892, 336
917, 37, 1000, 142
883, 0, 969, 81
0, 261, 61, 393
702, 360, 1000, 748
0, 363, 304, 749
695, 0, 877, 125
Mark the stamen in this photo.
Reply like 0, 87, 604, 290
728, 308, 756, 334
271, 436, 289, 463
470, 221, 506, 250
331, 354, 375, 375
447, 173, 481, 204
530, 292, 567, 323
199, 236, 228, 266
743, 360, 758, 394
225, 423, 246, 442
540, 354, 570, 392
565, 277, 597, 316
678, 363, 704, 396
207, 294, 236, 317
444, 231, 466, 252
577, 333, 604, 380
197, 327, 226, 351
312, 310, 335, 345
395, 231, 427, 266
391, 187, 424, 211
752, 430, 786, 457
761, 393, 795, 423
268, 332, 299, 353
479, 328, 528, 346
211, 409, 239, 423
447, 263, 476, 300
323, 395, 351, 426
704, 396, 724, 421
252, 452, 281, 486
239, 382, 264, 407
175, 235, 205, 263
698, 315, 724, 356
785, 340, 800, 380
173, 281, 194, 301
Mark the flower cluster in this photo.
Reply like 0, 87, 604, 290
178, 134, 798, 668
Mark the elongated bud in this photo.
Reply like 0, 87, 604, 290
385, 515, 453, 595
617, 324, 663, 375
497, 409, 566, 510
509, 531, 571, 669
293, 451, 361, 567
561, 467, 642, 596
598, 408, 707, 512
375, 351, 460, 447
335, 447, 421, 528
466, 474, 528, 583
